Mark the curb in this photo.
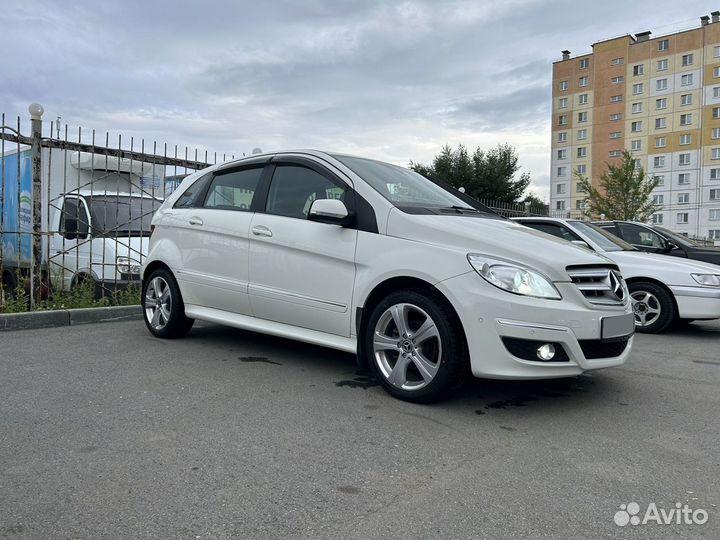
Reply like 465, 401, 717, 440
0, 305, 142, 332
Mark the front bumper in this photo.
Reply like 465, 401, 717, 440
436, 271, 634, 379
670, 285, 720, 319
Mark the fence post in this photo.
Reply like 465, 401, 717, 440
29, 103, 44, 309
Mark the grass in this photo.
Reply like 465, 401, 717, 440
0, 278, 141, 314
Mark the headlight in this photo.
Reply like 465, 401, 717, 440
116, 257, 142, 275
467, 254, 562, 299
691, 273, 720, 287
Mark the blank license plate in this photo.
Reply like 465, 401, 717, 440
601, 313, 635, 341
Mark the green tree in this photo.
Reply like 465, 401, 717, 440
410, 143, 531, 203
576, 150, 659, 220
521, 192, 549, 215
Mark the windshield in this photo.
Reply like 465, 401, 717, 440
89, 196, 162, 236
333, 155, 476, 211
569, 220, 637, 252
653, 226, 702, 248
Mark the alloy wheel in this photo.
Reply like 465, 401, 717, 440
145, 276, 172, 330
631, 290, 661, 327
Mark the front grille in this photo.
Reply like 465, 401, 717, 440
567, 266, 627, 306
578, 337, 630, 359
501, 337, 570, 362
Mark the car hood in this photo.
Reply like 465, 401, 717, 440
385, 210, 612, 281
602, 250, 720, 284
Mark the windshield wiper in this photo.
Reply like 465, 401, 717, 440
444, 205, 480, 213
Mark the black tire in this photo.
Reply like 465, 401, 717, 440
628, 281, 675, 334
363, 289, 468, 403
142, 268, 194, 338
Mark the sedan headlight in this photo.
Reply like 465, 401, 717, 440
691, 273, 720, 287
116, 257, 142, 275
467, 254, 561, 299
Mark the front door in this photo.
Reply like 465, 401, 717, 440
248, 161, 357, 337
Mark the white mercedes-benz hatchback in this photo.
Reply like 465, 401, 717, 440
142, 151, 634, 402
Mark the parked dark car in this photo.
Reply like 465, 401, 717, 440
594, 220, 720, 265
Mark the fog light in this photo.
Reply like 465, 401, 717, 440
536, 343, 556, 361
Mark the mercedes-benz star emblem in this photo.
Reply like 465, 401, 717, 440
608, 271, 625, 301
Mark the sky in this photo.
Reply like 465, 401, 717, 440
0, 0, 715, 200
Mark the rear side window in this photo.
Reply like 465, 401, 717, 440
527, 222, 579, 242
617, 223, 665, 248
203, 167, 264, 211
265, 164, 347, 219
174, 173, 212, 209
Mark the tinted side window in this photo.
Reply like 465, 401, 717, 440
203, 167, 264, 210
528, 222, 579, 242
174, 173, 212, 209
617, 223, 664, 248
266, 164, 347, 219
60, 198, 90, 239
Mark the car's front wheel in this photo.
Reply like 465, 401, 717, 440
629, 281, 675, 334
364, 290, 467, 403
142, 268, 194, 338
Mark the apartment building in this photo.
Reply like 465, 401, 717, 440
551, 12, 720, 239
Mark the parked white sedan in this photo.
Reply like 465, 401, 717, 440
515, 217, 720, 333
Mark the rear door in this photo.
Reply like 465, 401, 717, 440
171, 161, 269, 314
247, 158, 358, 337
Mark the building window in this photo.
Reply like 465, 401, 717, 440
652, 194, 664, 205
713, 148, 720, 160
609, 150, 622, 157
714, 87, 720, 99
577, 164, 587, 174
680, 113, 692, 126
655, 117, 666, 129
677, 213, 689, 224
681, 94, 692, 106
609, 131, 621, 139
715, 66, 720, 78
679, 173, 690, 184
709, 229, 720, 239
714, 107, 720, 119
715, 46, 720, 58
609, 113, 622, 121
711, 168, 720, 179
611, 57, 625, 65
558, 114, 568, 126
558, 97, 568, 108
679, 153, 691, 166
610, 95, 623, 103
611, 76, 624, 84
558, 132, 567, 143
631, 121, 642, 132
579, 58, 589, 69
632, 83, 643, 94
631, 102, 642, 114
578, 93, 588, 105
557, 149, 567, 160
633, 64, 644, 76
712, 128, 720, 139
556, 183, 566, 194
710, 189, 720, 200
575, 200, 584, 210
651, 214, 664, 224
577, 129, 587, 140
578, 111, 588, 122
681, 53, 693, 66
680, 134, 691, 145
631, 140, 641, 151
633, 159, 641, 170
556, 201, 565, 211
678, 193, 690, 205
577, 147, 587, 158
654, 156, 666, 168
559, 80, 568, 91
657, 59, 668, 71
658, 39, 669, 51
680, 73, 693, 86
656, 98, 667, 109
655, 137, 666, 148
579, 76, 588, 87
710, 209, 720, 221
557, 167, 567, 177
655, 174, 665, 186
656, 78, 668, 91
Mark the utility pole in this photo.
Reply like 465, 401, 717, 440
29, 103, 44, 309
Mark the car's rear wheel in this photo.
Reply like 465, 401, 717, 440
142, 268, 194, 338
629, 281, 675, 334
364, 290, 467, 403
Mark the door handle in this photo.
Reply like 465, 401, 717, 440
188, 216, 204, 226
251, 225, 273, 237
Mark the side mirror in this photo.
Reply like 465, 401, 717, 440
572, 239, 592, 250
308, 199, 351, 225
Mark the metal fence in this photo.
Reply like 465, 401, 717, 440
0, 104, 237, 309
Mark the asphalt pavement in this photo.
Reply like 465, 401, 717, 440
0, 319, 718, 539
